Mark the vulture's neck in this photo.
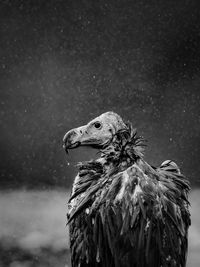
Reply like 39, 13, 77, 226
99, 125, 146, 173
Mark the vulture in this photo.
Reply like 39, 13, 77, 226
63, 111, 190, 267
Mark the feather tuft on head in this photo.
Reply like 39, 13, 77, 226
101, 121, 146, 163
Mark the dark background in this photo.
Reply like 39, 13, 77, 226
1, 0, 200, 189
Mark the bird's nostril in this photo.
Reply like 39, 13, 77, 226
63, 130, 77, 144
68, 130, 77, 138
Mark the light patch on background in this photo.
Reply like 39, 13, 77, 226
0, 190, 199, 267
0, 190, 69, 252
187, 189, 200, 267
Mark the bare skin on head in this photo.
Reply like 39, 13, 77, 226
63, 111, 127, 151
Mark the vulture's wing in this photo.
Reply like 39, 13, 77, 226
68, 160, 190, 267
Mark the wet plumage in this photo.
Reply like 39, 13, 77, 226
63, 112, 190, 267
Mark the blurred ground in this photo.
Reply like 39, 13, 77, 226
0, 190, 199, 267
0, 191, 70, 267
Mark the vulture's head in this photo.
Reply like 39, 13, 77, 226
63, 112, 127, 151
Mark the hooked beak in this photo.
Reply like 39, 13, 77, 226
63, 129, 82, 152
63, 125, 105, 153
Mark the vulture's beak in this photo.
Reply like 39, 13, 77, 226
63, 129, 82, 152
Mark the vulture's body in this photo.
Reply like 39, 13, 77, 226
63, 112, 190, 267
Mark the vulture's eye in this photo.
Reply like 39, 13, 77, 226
94, 122, 102, 129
